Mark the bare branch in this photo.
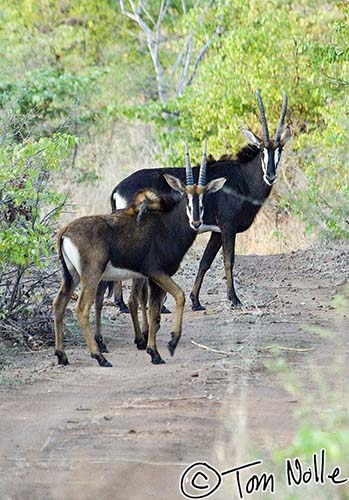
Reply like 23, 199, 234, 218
176, 32, 194, 96
119, 0, 152, 35
119, 0, 168, 101
157, 0, 170, 25
137, 0, 156, 26
186, 24, 223, 88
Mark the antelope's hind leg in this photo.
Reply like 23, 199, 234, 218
54, 273, 76, 366
190, 232, 222, 311
114, 280, 130, 313
76, 275, 112, 367
221, 228, 242, 308
129, 278, 148, 350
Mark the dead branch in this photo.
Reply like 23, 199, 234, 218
186, 24, 223, 87
263, 345, 314, 352
119, 0, 168, 102
191, 339, 236, 356
119, 0, 225, 101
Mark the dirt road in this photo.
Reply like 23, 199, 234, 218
0, 241, 348, 500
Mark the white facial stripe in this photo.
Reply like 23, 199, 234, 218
263, 174, 273, 186
199, 193, 204, 209
274, 149, 281, 166
262, 149, 268, 174
186, 196, 193, 223
199, 193, 204, 218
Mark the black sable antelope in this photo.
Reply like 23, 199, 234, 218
111, 91, 291, 310
53, 144, 226, 366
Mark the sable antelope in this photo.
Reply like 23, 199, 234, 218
53, 143, 226, 366
110, 91, 291, 310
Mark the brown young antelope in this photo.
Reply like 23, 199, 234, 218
111, 91, 291, 311
53, 142, 226, 366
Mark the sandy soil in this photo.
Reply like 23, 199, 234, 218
0, 241, 348, 500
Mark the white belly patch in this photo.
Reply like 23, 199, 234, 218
198, 224, 221, 234
113, 192, 127, 209
62, 237, 81, 276
102, 262, 145, 281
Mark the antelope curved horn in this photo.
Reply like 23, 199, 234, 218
198, 138, 208, 186
185, 141, 194, 186
256, 89, 270, 144
275, 91, 288, 142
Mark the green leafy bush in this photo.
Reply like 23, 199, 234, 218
117, 1, 349, 238
0, 132, 76, 322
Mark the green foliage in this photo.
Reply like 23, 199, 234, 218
0, 68, 103, 141
283, 426, 349, 465
0, 0, 118, 69
116, 0, 349, 238
0, 1, 111, 326
0, 133, 75, 269
0, 132, 76, 319
285, 97, 349, 239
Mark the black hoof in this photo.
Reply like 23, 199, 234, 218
135, 337, 147, 350
146, 347, 165, 365
228, 290, 243, 308
230, 298, 243, 308
161, 305, 171, 314
116, 301, 130, 314
91, 353, 112, 367
168, 333, 180, 356
190, 293, 205, 311
55, 350, 69, 365
191, 303, 206, 311
95, 335, 109, 353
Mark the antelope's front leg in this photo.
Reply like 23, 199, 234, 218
222, 227, 242, 307
151, 273, 185, 357
94, 280, 109, 353
147, 280, 165, 364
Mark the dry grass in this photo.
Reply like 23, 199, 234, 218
57, 120, 161, 222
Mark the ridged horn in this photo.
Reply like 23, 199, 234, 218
198, 138, 208, 186
275, 91, 288, 142
185, 141, 194, 186
256, 89, 270, 144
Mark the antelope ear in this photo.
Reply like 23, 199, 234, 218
280, 125, 291, 147
163, 174, 186, 194
240, 128, 263, 147
136, 200, 149, 223
204, 177, 226, 194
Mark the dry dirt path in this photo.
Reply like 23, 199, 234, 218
0, 242, 348, 500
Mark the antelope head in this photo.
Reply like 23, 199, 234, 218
241, 90, 291, 186
164, 140, 226, 230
